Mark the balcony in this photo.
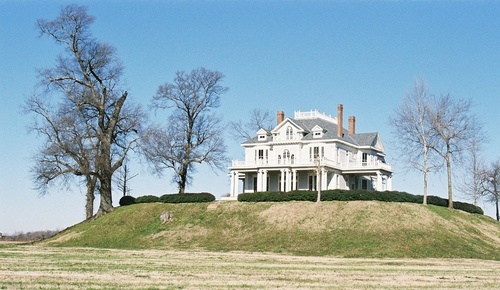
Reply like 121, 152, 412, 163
231, 157, 392, 172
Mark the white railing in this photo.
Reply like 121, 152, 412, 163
231, 158, 392, 171
294, 109, 337, 123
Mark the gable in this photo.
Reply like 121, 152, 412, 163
271, 118, 305, 134
373, 134, 385, 151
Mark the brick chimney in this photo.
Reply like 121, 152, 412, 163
277, 110, 285, 125
348, 116, 356, 134
337, 104, 343, 137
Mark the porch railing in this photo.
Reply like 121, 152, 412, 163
231, 158, 392, 171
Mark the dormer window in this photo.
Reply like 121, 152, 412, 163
256, 128, 268, 141
311, 125, 324, 138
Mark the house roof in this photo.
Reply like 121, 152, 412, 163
242, 113, 384, 152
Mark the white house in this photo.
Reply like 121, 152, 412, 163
227, 104, 393, 199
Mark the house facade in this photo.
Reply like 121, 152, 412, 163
227, 104, 393, 199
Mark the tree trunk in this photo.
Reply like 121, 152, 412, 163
495, 182, 499, 221
85, 176, 96, 220
423, 146, 428, 205
96, 175, 114, 217
495, 196, 499, 222
178, 163, 188, 194
316, 169, 321, 203
95, 137, 114, 216
446, 146, 453, 209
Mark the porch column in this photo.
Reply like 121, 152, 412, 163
230, 171, 239, 197
321, 169, 328, 190
256, 170, 262, 192
285, 169, 291, 192
280, 169, 285, 192
262, 170, 268, 191
292, 169, 297, 191
376, 172, 382, 191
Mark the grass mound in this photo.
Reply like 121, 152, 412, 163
45, 201, 500, 260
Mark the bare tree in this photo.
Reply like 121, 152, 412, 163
26, 5, 145, 217
142, 67, 229, 193
428, 94, 480, 209
115, 164, 138, 197
481, 159, 500, 221
389, 79, 440, 205
26, 96, 99, 220
456, 138, 486, 206
228, 108, 274, 141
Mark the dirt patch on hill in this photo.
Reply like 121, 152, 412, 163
42, 231, 82, 245
258, 201, 441, 233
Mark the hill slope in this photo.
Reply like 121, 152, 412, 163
46, 201, 500, 259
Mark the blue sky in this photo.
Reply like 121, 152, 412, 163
1, 1, 499, 234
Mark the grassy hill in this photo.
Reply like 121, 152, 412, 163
45, 201, 500, 260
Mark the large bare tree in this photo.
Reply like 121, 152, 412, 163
389, 79, 440, 205
26, 96, 99, 220
428, 94, 480, 209
26, 5, 144, 217
142, 67, 229, 193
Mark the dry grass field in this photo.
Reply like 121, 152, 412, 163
1, 245, 500, 289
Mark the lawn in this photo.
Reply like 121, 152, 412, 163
1, 245, 499, 289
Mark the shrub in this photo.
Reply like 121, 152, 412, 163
238, 189, 483, 215
119, 195, 136, 206
135, 195, 160, 203
159, 192, 215, 203
454, 201, 484, 215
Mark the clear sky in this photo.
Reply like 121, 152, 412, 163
1, 1, 499, 234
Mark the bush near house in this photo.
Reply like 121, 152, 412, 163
121, 193, 215, 206
135, 195, 160, 203
159, 192, 216, 203
237, 190, 483, 215
119, 195, 136, 206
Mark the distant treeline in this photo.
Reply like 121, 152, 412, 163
1, 230, 59, 242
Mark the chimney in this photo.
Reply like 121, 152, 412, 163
348, 116, 356, 134
277, 110, 285, 125
337, 104, 343, 137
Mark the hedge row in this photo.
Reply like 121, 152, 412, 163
159, 192, 215, 203
237, 190, 484, 215
119, 192, 215, 206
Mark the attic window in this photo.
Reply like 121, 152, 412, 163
311, 125, 323, 138
256, 128, 268, 141
313, 131, 323, 138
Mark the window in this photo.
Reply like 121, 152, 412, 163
362, 179, 368, 190
278, 155, 281, 164
312, 125, 323, 138
258, 150, 264, 159
310, 146, 323, 160
286, 126, 293, 140
362, 153, 368, 165
283, 149, 290, 159
291, 154, 295, 164
308, 175, 317, 191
